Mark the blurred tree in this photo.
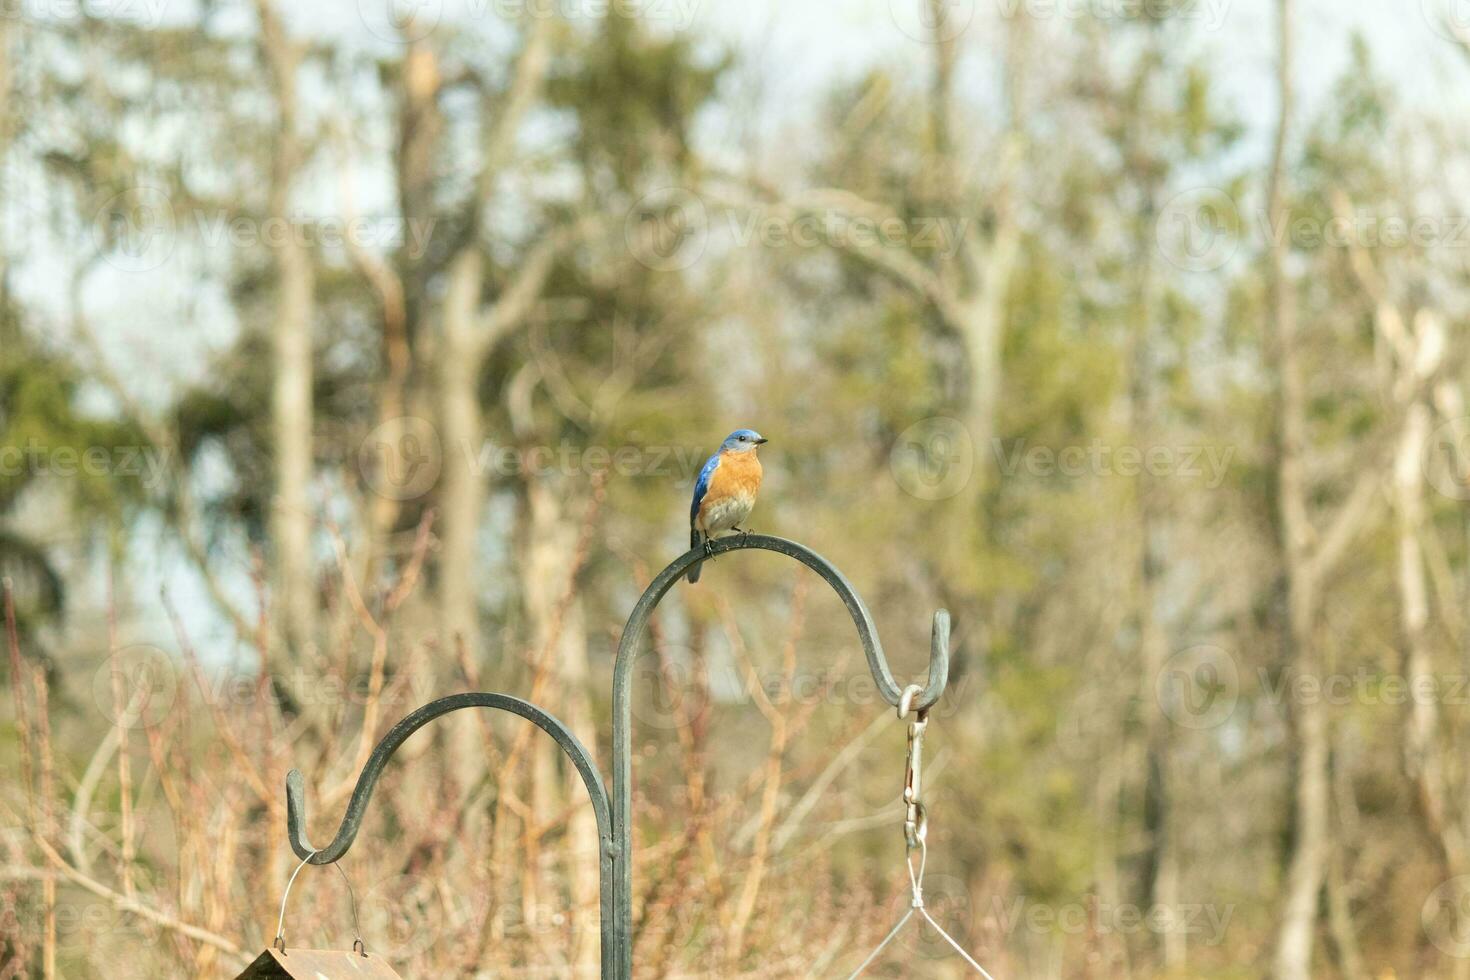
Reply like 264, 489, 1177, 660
0, 315, 144, 654
254, 0, 318, 659
1262, 5, 1428, 977
1072, 12, 1242, 972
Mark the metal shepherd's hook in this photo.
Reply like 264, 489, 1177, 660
281, 533, 956, 980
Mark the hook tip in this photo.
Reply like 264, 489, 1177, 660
921, 608, 952, 711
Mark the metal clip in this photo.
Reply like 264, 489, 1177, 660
897, 684, 929, 850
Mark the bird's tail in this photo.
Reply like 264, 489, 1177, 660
687, 528, 703, 583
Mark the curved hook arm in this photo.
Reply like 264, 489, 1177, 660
615, 534, 948, 711
609, 532, 951, 978
286, 693, 612, 863
283, 693, 617, 977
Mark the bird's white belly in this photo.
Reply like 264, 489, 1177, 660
700, 492, 754, 536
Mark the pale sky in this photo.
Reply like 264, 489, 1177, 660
275, 0, 1470, 120
688, 0, 1467, 123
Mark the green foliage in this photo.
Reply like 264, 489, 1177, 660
547, 11, 730, 187
0, 314, 146, 635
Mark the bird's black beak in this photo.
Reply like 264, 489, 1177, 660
755, 437, 769, 444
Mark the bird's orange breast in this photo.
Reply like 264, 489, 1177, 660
705, 449, 762, 502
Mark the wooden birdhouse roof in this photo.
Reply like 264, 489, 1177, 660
234, 948, 406, 979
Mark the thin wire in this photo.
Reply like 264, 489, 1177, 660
273, 851, 367, 955
275, 849, 319, 950
919, 907, 998, 980
843, 908, 914, 980
333, 861, 364, 951
848, 837, 1002, 978
906, 841, 927, 901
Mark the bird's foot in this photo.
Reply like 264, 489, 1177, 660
703, 538, 717, 558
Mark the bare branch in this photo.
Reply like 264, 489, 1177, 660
479, 15, 556, 201
1304, 468, 1384, 590
707, 177, 961, 323
333, 124, 409, 367
68, 276, 257, 641
477, 215, 602, 358
23, 823, 250, 969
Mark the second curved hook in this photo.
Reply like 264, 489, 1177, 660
284, 692, 612, 865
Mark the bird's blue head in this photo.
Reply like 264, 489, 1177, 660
720, 429, 767, 453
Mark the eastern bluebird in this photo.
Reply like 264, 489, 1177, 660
687, 428, 767, 583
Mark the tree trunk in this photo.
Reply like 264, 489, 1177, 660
436, 14, 555, 669
1326, 750, 1367, 980
1399, 398, 1458, 859
1131, 225, 1181, 972
928, 3, 1023, 487
257, 0, 316, 657
1266, 4, 1329, 977
271, 228, 315, 656
439, 248, 485, 661
1273, 610, 1328, 980
521, 478, 600, 976
360, 38, 437, 572
1391, 318, 1462, 884
956, 229, 1018, 474
436, 247, 493, 804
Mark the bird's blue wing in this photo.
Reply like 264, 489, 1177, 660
690, 452, 720, 524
